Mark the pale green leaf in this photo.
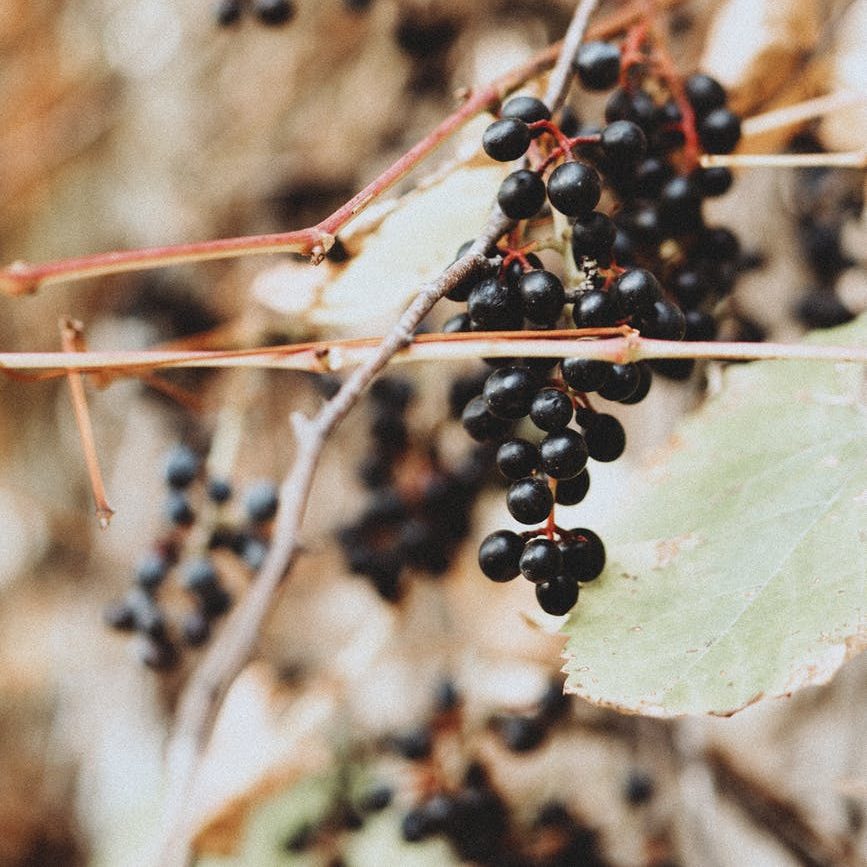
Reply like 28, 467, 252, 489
562, 316, 867, 716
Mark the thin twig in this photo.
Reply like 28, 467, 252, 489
59, 318, 114, 529
4, 330, 867, 379
543, 0, 602, 112
701, 151, 867, 169
742, 90, 866, 138
0, 0, 673, 297
707, 748, 856, 867
154, 233, 508, 866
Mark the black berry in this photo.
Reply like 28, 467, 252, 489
518, 269, 565, 325
699, 108, 741, 154
555, 469, 590, 505
600, 120, 647, 165
467, 277, 522, 330
253, 0, 295, 25
482, 118, 532, 162
482, 366, 537, 419
582, 413, 626, 462
561, 357, 610, 393
612, 268, 663, 318
535, 575, 579, 615
573, 41, 621, 91
164, 445, 199, 489
478, 530, 524, 581
244, 480, 279, 523
684, 74, 727, 117
530, 388, 573, 431
497, 170, 546, 219
540, 429, 589, 479
520, 537, 562, 583
546, 161, 601, 217
507, 477, 554, 525
461, 395, 512, 442
501, 95, 551, 127
573, 289, 619, 328
571, 211, 617, 267
496, 438, 540, 479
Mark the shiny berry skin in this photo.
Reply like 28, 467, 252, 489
482, 366, 537, 419
684, 74, 727, 117
573, 41, 621, 91
672, 268, 710, 308
518, 269, 565, 325
530, 388, 573, 431
619, 361, 653, 405
639, 299, 687, 340
573, 289, 619, 328
685, 309, 718, 341
497, 170, 546, 219
245, 481, 279, 523
571, 211, 617, 267
697, 166, 733, 197
699, 108, 742, 154
560, 357, 610, 393
461, 395, 512, 442
503, 253, 543, 290
598, 363, 640, 402
539, 429, 588, 479
658, 176, 703, 233
535, 575, 579, 615
600, 121, 647, 165
560, 528, 606, 580
482, 118, 531, 162
496, 438, 540, 479
520, 538, 562, 583
443, 312, 471, 333
634, 157, 672, 198
611, 268, 662, 318
478, 530, 524, 582
507, 477, 554, 525
467, 277, 522, 329
605, 87, 655, 128
253, 0, 295, 25
582, 413, 626, 462
502, 95, 551, 127
555, 469, 590, 505
546, 161, 601, 217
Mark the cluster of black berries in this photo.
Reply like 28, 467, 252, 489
338, 378, 492, 602
443, 34, 746, 615
791, 134, 861, 330
103, 445, 278, 669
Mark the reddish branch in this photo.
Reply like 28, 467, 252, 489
0, 0, 681, 296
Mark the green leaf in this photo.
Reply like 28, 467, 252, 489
562, 316, 867, 716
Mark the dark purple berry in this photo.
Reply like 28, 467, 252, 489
164, 445, 199, 489
478, 530, 524, 581
497, 170, 546, 219
600, 120, 647, 165
571, 211, 617, 267
618, 361, 653, 405
555, 469, 590, 505
639, 299, 686, 340
530, 388, 573, 431
535, 575, 579, 615
582, 413, 625, 462
573, 289, 619, 328
507, 477, 553, 525
461, 395, 512, 442
245, 480, 279, 523
546, 161, 601, 217
560, 528, 605, 580
520, 537, 562, 583
502, 95, 551, 127
496, 438, 540, 480
573, 41, 621, 91
467, 277, 522, 330
518, 269, 565, 325
685, 74, 727, 117
482, 366, 537, 419
253, 0, 295, 25
560, 357, 610, 393
611, 268, 662, 318
540, 429, 588, 479
598, 363, 640, 402
483, 118, 532, 162
699, 108, 741, 154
